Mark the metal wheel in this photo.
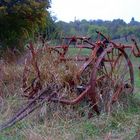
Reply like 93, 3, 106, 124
89, 46, 134, 113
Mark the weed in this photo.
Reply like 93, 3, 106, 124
0, 42, 140, 140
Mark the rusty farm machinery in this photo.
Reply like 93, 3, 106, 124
0, 31, 140, 131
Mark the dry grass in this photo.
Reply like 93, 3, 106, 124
0, 43, 140, 140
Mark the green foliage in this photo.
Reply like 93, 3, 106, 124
45, 13, 60, 40
87, 25, 108, 40
56, 18, 140, 40
0, 0, 50, 51
82, 121, 99, 136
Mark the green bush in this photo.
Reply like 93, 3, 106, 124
0, 0, 50, 52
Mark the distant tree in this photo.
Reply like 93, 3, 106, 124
131, 17, 135, 22
109, 19, 126, 38
87, 25, 108, 40
55, 18, 140, 40
45, 14, 60, 40
0, 0, 51, 51
69, 27, 77, 35
56, 21, 71, 36
129, 17, 140, 26
131, 26, 140, 39
79, 19, 89, 35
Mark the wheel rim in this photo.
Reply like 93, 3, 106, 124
90, 47, 134, 113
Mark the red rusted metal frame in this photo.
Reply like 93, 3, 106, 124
22, 42, 43, 98
22, 36, 97, 99
47, 36, 96, 62
28, 42, 41, 80
22, 33, 137, 106
44, 40, 101, 105
75, 44, 100, 81
0, 86, 92, 132
89, 45, 134, 114
50, 46, 93, 62
46, 43, 104, 108
22, 35, 110, 98
2, 32, 140, 132
50, 85, 90, 105
109, 39, 140, 57
131, 38, 140, 57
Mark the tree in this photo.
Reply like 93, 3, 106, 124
45, 14, 60, 40
108, 19, 126, 39
87, 25, 108, 40
129, 17, 140, 26
0, 0, 51, 51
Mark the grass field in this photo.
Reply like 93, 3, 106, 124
0, 42, 140, 140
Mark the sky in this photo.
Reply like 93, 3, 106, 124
50, 0, 140, 23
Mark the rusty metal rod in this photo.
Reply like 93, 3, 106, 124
0, 88, 56, 132
50, 86, 90, 105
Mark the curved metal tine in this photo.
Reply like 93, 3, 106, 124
131, 38, 140, 57
0, 93, 53, 132
0, 88, 45, 128
0, 101, 38, 131
0, 88, 55, 132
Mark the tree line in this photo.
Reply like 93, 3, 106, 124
56, 17, 140, 41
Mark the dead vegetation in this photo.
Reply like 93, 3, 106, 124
0, 39, 140, 139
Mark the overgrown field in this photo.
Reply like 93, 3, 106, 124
0, 43, 140, 140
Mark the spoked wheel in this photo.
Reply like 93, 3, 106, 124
90, 46, 134, 114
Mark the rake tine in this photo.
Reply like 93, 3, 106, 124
0, 102, 37, 131
0, 88, 55, 132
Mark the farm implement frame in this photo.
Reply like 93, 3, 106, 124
0, 31, 140, 131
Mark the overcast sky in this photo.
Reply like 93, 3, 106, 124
50, 0, 140, 23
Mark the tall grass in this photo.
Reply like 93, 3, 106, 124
0, 42, 140, 140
